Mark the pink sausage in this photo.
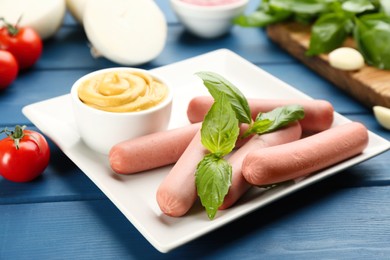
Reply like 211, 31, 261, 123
220, 122, 302, 210
242, 122, 369, 186
187, 96, 334, 133
109, 123, 201, 174
156, 130, 205, 217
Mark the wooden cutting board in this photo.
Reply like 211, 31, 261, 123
266, 22, 390, 109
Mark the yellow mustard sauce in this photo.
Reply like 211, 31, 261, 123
77, 71, 168, 112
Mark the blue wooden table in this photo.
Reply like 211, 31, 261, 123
1, 1, 390, 259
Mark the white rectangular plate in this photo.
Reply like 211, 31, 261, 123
22, 49, 390, 253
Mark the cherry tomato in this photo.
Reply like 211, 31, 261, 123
0, 18, 42, 70
0, 50, 18, 90
0, 125, 50, 182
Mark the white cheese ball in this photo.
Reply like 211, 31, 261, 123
328, 47, 365, 71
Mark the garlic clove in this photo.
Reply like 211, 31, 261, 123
328, 47, 365, 71
373, 106, 390, 130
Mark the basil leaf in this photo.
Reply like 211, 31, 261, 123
234, 9, 291, 27
196, 71, 252, 124
306, 12, 352, 55
201, 93, 239, 156
269, 0, 329, 15
195, 153, 232, 220
255, 104, 305, 128
242, 104, 305, 138
354, 13, 390, 69
342, 0, 375, 13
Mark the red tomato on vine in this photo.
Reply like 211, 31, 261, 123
0, 125, 50, 182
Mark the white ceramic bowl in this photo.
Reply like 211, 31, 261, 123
71, 67, 173, 155
170, 0, 249, 38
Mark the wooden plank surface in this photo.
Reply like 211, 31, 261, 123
266, 23, 390, 109
1, 185, 390, 259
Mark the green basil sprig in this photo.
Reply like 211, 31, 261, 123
195, 72, 305, 220
234, 0, 390, 70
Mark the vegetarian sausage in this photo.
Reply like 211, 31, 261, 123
187, 96, 334, 133
109, 123, 201, 174
220, 122, 302, 210
156, 130, 205, 217
242, 122, 369, 186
